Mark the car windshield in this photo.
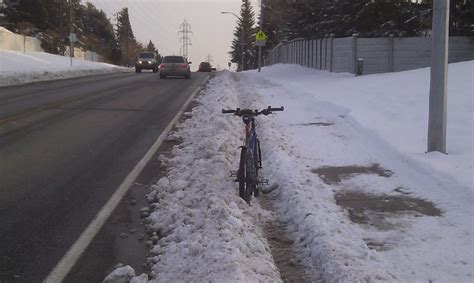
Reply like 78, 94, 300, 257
163, 56, 185, 63
138, 53, 154, 58
200, 62, 210, 66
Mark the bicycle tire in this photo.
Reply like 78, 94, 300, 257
256, 138, 262, 169
253, 139, 261, 197
238, 148, 252, 203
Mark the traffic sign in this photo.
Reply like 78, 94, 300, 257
255, 31, 267, 41
69, 33, 77, 43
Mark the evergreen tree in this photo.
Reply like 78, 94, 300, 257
451, 0, 474, 36
0, 0, 126, 63
146, 40, 157, 53
260, 0, 289, 51
116, 7, 138, 66
229, 0, 257, 71
262, 0, 436, 39
0, 0, 18, 27
146, 40, 162, 62
80, 2, 120, 64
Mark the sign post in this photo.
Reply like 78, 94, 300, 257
69, 33, 76, 66
255, 31, 267, 72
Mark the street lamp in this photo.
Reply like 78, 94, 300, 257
221, 11, 244, 71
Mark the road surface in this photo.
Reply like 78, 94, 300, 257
0, 72, 209, 282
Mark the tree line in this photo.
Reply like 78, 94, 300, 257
230, 0, 473, 71
0, 0, 160, 65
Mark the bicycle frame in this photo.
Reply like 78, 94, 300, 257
242, 114, 259, 181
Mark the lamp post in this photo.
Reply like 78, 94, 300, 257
221, 11, 244, 71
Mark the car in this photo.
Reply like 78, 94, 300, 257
198, 61, 212, 72
159, 56, 192, 79
135, 52, 159, 73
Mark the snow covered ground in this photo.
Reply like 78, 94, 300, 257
3, 52, 470, 281
0, 50, 130, 87
105, 61, 473, 282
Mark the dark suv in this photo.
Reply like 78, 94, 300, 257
198, 62, 212, 72
135, 52, 158, 73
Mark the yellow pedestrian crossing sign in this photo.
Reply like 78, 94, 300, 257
256, 31, 267, 46
256, 31, 267, 41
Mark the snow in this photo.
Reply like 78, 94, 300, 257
4, 51, 472, 281
0, 50, 130, 87
103, 265, 147, 283
134, 62, 472, 282
143, 74, 281, 282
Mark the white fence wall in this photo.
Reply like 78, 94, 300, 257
1, 28, 102, 62
266, 35, 474, 75
0, 28, 43, 52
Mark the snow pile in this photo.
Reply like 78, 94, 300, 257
244, 62, 473, 281
105, 61, 472, 282
103, 265, 147, 283
253, 62, 473, 190
144, 72, 281, 282
0, 50, 129, 86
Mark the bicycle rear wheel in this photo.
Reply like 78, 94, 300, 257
253, 139, 261, 197
238, 148, 252, 203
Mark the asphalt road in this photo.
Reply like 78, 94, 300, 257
0, 71, 209, 282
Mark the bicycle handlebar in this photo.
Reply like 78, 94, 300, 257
222, 106, 284, 116
222, 108, 239, 114
267, 106, 284, 112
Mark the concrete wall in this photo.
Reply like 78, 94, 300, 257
332, 37, 352, 73
393, 37, 432, 72
266, 35, 474, 75
1, 28, 102, 62
358, 37, 391, 74
0, 28, 43, 52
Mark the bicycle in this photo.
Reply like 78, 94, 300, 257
222, 106, 284, 204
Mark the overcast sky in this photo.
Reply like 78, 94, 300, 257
85, 0, 260, 70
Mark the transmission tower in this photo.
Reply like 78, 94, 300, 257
178, 20, 193, 59
205, 54, 213, 64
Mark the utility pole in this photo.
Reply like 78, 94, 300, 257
69, 0, 73, 66
427, 0, 450, 153
178, 20, 192, 59
258, 0, 262, 72
205, 54, 213, 64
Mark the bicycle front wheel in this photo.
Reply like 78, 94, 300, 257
238, 148, 252, 203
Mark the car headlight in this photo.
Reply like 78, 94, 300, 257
138, 61, 142, 64
148, 61, 152, 64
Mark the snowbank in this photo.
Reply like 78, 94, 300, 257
144, 72, 281, 282
106, 61, 472, 282
0, 50, 130, 87
252, 62, 473, 190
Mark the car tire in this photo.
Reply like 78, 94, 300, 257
153, 67, 158, 73
160, 74, 166, 79
135, 68, 141, 73
185, 73, 191, 79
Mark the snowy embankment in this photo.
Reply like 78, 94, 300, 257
0, 50, 130, 87
248, 62, 473, 282
107, 62, 473, 282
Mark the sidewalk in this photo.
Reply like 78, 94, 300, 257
242, 63, 473, 282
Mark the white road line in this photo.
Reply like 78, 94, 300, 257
43, 75, 209, 283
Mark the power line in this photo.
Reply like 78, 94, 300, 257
178, 19, 192, 59
205, 54, 213, 64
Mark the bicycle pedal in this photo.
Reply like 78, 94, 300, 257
258, 178, 269, 185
